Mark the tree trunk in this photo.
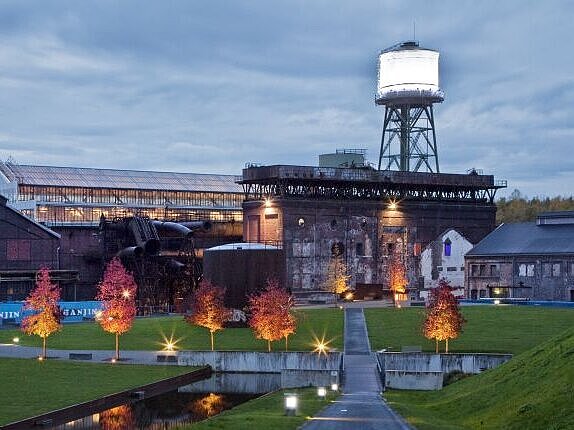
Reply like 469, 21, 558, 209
435, 338, 438, 354
285, 336, 288, 352
42, 336, 46, 359
115, 333, 119, 360
445, 338, 449, 354
267, 340, 271, 352
210, 331, 214, 351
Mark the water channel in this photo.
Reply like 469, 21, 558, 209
49, 371, 334, 430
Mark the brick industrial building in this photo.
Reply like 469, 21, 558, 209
240, 164, 505, 297
465, 211, 574, 301
0, 161, 243, 303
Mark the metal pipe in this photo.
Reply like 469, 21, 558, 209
151, 221, 193, 237
179, 221, 212, 232
116, 246, 145, 259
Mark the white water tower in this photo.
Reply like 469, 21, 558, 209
376, 41, 444, 172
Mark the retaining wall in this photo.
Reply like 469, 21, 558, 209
178, 351, 343, 373
377, 352, 512, 390
385, 370, 443, 390
378, 352, 512, 374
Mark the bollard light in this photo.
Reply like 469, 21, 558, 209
494, 299, 501, 305
111, 358, 117, 363
317, 387, 327, 398
284, 393, 298, 416
12, 337, 19, 344
331, 383, 338, 392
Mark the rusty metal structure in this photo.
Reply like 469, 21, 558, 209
99, 216, 214, 311
240, 164, 506, 296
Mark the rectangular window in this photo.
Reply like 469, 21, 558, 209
519, 263, 535, 277
553, 263, 561, 277
489, 264, 499, 277
446, 267, 457, 272
444, 241, 451, 256
356, 242, 364, 256
437, 266, 443, 272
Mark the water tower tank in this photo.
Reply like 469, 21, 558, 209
376, 41, 444, 105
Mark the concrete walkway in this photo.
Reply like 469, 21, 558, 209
0, 343, 176, 365
302, 308, 412, 430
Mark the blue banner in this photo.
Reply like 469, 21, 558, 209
0, 301, 103, 324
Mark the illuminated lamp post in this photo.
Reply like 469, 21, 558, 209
284, 393, 298, 416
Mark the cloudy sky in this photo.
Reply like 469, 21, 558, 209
0, 1, 572, 197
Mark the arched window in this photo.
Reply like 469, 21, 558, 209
444, 238, 452, 257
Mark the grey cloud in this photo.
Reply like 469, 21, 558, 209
0, 0, 573, 198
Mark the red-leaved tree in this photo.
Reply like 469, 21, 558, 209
96, 258, 137, 360
21, 267, 62, 359
249, 279, 297, 352
423, 279, 466, 353
389, 255, 408, 306
185, 280, 231, 351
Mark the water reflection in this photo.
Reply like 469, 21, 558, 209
56, 392, 257, 430
53, 371, 337, 430
99, 406, 134, 430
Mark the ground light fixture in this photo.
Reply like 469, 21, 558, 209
331, 383, 338, 391
494, 299, 501, 305
284, 393, 298, 416
12, 337, 19, 344
317, 387, 327, 398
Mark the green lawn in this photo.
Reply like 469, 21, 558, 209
365, 305, 574, 354
385, 327, 574, 429
0, 358, 194, 426
185, 387, 335, 430
1, 308, 344, 352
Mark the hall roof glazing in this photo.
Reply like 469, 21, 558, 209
3, 164, 243, 193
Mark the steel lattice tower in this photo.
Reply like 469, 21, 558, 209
376, 41, 444, 173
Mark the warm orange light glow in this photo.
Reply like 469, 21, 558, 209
345, 292, 354, 301
264, 198, 272, 208
388, 200, 398, 210
122, 290, 131, 299
159, 332, 182, 351
311, 333, 334, 356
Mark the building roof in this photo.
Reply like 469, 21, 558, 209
0, 193, 60, 239
467, 222, 574, 257
0, 163, 243, 193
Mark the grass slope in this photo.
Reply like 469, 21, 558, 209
365, 306, 574, 354
183, 388, 334, 430
385, 327, 574, 429
1, 308, 344, 352
0, 358, 193, 426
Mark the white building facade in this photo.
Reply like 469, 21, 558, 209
420, 229, 473, 298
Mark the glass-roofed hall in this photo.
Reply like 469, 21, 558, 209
0, 161, 244, 226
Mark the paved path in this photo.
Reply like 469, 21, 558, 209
0, 343, 176, 365
302, 308, 412, 430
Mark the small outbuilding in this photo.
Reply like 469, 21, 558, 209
420, 229, 473, 298
465, 211, 574, 301
202, 242, 285, 311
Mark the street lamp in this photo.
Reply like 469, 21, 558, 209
284, 393, 298, 416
